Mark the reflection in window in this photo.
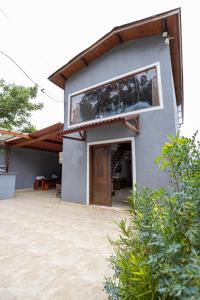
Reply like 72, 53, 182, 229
70, 67, 159, 126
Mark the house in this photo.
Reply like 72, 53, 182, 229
1, 9, 183, 205
48, 8, 183, 207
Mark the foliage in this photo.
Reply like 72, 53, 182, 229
104, 132, 200, 299
0, 79, 43, 130
21, 124, 37, 133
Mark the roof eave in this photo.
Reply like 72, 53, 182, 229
48, 8, 183, 110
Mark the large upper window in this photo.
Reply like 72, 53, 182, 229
69, 65, 161, 127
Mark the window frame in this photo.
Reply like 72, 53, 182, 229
67, 62, 163, 129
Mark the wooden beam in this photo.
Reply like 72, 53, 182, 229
79, 131, 85, 141
23, 141, 62, 152
82, 57, 89, 67
0, 129, 31, 139
115, 32, 123, 44
12, 129, 63, 148
44, 139, 63, 145
123, 116, 140, 134
5, 145, 10, 172
63, 135, 85, 142
162, 19, 168, 33
60, 73, 68, 81
134, 116, 140, 132
30, 122, 63, 137
124, 120, 140, 134
24, 145, 61, 153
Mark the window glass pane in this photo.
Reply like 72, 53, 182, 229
70, 67, 159, 126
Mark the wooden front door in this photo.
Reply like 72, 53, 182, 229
90, 145, 112, 206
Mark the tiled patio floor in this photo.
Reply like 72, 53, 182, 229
0, 190, 126, 300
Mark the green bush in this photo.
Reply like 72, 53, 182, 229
104, 132, 200, 299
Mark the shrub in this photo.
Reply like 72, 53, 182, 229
104, 132, 200, 299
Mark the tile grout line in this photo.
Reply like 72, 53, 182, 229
32, 252, 88, 299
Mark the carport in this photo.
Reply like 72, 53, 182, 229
0, 123, 63, 193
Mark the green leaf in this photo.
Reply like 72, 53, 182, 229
0, 79, 43, 130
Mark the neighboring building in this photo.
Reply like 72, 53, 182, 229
49, 8, 183, 206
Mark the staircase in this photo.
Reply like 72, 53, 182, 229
111, 144, 131, 176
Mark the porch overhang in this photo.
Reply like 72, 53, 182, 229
63, 114, 140, 142
1, 123, 63, 153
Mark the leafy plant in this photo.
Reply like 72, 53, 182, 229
104, 132, 200, 299
0, 79, 43, 130
21, 124, 37, 133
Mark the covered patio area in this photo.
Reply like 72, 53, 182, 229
0, 123, 63, 192
0, 190, 126, 300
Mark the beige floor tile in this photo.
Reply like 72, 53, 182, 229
0, 190, 127, 299
2, 257, 66, 298
0, 288, 16, 300
35, 272, 108, 300
0, 248, 39, 280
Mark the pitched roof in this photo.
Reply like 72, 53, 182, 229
48, 8, 183, 107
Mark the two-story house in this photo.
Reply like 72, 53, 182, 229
49, 8, 183, 207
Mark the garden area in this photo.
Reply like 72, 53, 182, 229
104, 132, 200, 299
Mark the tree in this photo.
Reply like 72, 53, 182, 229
0, 79, 43, 132
21, 124, 37, 133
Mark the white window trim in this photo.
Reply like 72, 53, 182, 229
86, 137, 136, 205
68, 62, 164, 129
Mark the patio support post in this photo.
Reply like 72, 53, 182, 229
5, 145, 11, 172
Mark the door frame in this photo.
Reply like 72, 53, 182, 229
87, 137, 136, 205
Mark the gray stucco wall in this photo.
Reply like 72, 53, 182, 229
62, 35, 178, 204
8, 148, 61, 189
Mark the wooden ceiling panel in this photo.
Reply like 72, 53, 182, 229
53, 75, 65, 89
61, 59, 85, 79
120, 20, 162, 42
119, 27, 141, 41
84, 41, 115, 63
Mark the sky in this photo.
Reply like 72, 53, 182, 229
0, 0, 199, 137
